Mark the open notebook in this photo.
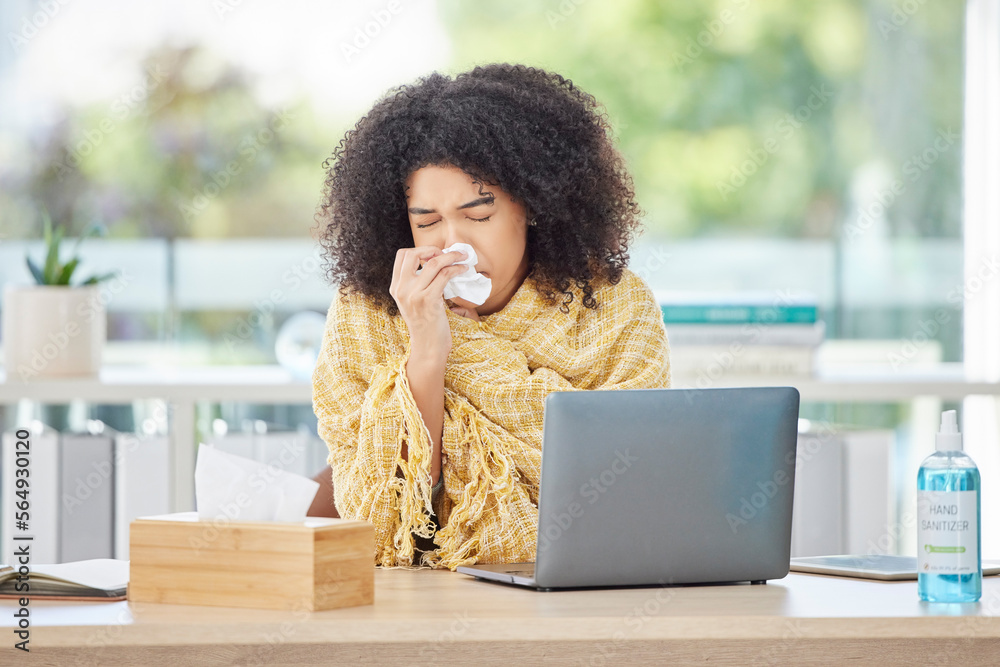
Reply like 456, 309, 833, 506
0, 559, 128, 601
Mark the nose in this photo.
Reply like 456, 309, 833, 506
442, 230, 470, 255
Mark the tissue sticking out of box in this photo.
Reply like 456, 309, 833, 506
194, 443, 320, 522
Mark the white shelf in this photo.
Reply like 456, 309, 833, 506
674, 363, 1000, 401
2, 362, 997, 515
0, 365, 312, 514
0, 365, 312, 403
1, 362, 998, 403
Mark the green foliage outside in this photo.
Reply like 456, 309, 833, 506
1, 0, 962, 245
441, 0, 963, 241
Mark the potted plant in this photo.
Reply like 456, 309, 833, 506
3, 210, 117, 381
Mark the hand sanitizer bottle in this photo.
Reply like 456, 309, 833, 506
917, 410, 981, 602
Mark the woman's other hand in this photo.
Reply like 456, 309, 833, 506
389, 245, 469, 358
448, 303, 481, 321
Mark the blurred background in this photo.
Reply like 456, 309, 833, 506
2, 0, 998, 559
0, 0, 965, 361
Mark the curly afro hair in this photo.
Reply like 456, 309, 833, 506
314, 62, 644, 316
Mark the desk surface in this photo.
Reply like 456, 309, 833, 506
3, 569, 1000, 666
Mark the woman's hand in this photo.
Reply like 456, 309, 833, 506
389, 245, 470, 358
448, 303, 481, 321
390, 245, 466, 483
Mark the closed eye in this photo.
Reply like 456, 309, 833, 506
416, 215, 492, 229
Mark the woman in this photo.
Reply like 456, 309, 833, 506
310, 63, 671, 569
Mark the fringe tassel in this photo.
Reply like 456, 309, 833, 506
420, 393, 534, 570
381, 354, 437, 569
365, 355, 538, 570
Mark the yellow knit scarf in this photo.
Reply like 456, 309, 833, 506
312, 266, 671, 569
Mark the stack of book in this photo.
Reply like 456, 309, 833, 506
658, 291, 824, 382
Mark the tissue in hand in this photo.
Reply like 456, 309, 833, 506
416, 242, 492, 306
194, 443, 320, 522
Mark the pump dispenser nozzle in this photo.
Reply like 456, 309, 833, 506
935, 409, 963, 452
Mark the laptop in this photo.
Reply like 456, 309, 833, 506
457, 386, 801, 590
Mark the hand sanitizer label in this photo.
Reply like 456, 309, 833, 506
918, 490, 978, 574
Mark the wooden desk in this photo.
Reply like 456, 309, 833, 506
3, 569, 1000, 666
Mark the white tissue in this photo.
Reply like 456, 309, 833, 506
442, 243, 492, 305
194, 443, 320, 523
417, 242, 492, 306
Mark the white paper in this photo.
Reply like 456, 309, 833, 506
194, 443, 320, 523
417, 242, 492, 305
26, 558, 129, 589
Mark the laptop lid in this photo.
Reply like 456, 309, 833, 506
533, 386, 800, 589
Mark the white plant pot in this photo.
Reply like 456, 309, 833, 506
2, 285, 106, 380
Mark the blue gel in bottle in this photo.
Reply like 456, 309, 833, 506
917, 410, 981, 602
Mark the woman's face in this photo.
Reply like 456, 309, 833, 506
404, 163, 531, 316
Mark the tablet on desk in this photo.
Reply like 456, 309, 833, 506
789, 554, 1000, 581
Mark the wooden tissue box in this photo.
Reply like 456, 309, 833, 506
128, 511, 374, 611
